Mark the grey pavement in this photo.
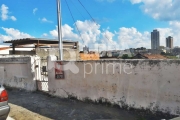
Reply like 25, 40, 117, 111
171, 117, 180, 120
7, 88, 177, 120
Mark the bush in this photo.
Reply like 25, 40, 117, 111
122, 54, 129, 59
161, 52, 166, 55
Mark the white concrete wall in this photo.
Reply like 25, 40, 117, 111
0, 55, 40, 91
48, 56, 180, 115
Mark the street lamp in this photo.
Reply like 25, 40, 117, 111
57, 0, 63, 60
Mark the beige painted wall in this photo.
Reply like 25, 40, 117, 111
0, 55, 41, 91
48, 56, 180, 115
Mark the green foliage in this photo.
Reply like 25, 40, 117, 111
122, 54, 130, 59
136, 116, 146, 120
161, 52, 166, 55
161, 52, 173, 56
161, 52, 178, 59
166, 56, 178, 59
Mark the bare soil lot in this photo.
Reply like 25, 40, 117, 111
7, 88, 177, 120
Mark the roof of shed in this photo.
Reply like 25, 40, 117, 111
3, 38, 78, 45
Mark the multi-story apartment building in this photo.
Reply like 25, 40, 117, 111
166, 36, 173, 49
151, 29, 160, 49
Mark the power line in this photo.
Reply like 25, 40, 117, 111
64, 0, 84, 43
77, 0, 111, 42
70, 0, 99, 34
64, 0, 111, 47
69, 0, 86, 20
77, 0, 96, 24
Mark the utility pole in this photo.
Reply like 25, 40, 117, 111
57, 0, 63, 60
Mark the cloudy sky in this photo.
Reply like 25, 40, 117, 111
0, 0, 180, 50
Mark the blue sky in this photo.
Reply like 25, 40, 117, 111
0, 0, 180, 50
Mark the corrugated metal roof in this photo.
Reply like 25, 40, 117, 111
3, 38, 78, 45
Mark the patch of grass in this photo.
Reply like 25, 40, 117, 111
166, 56, 178, 59
136, 116, 146, 120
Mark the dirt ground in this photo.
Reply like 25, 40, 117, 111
7, 88, 177, 120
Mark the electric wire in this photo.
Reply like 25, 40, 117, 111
77, 0, 97, 24
69, 0, 86, 20
77, 0, 111, 43
64, 0, 85, 43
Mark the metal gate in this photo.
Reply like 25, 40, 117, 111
37, 58, 49, 92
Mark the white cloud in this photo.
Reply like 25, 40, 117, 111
42, 33, 48, 37
1, 4, 8, 21
99, 29, 119, 50
129, 0, 180, 48
50, 20, 101, 45
48, 20, 180, 51
0, 35, 12, 42
50, 29, 57, 38
10, 16, 17, 21
169, 21, 180, 30
76, 20, 101, 45
0, 4, 17, 21
130, 0, 180, 21
50, 20, 104, 50
50, 24, 79, 40
130, 0, 142, 4
102, 30, 114, 43
49, 20, 152, 50
0, 27, 33, 42
167, 21, 180, 47
62, 24, 80, 40
117, 26, 180, 49
33, 8, 38, 15
39, 17, 53, 23
49, 20, 123, 51
156, 28, 173, 47
117, 27, 150, 49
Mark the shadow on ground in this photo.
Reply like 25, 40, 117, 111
6, 87, 177, 120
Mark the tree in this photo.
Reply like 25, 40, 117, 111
161, 52, 166, 55
122, 54, 129, 59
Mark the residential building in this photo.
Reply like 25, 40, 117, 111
99, 49, 132, 59
3, 38, 80, 60
172, 47, 180, 55
83, 45, 89, 53
159, 46, 165, 50
166, 36, 173, 48
151, 29, 160, 49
